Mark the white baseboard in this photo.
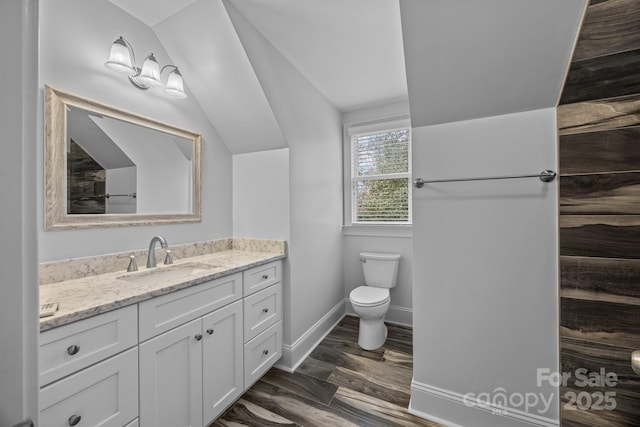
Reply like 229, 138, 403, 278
345, 302, 413, 327
274, 299, 345, 373
409, 380, 559, 427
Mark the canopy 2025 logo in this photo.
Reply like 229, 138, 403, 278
538, 368, 618, 411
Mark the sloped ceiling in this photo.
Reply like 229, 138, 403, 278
152, 0, 288, 155
107, 0, 199, 26
106, 0, 408, 154
106, 0, 586, 152
400, 0, 587, 127
227, 0, 408, 112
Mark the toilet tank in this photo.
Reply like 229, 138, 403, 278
360, 252, 401, 288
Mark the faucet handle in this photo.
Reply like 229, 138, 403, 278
164, 250, 173, 265
127, 255, 138, 272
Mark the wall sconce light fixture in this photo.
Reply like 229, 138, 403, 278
105, 36, 187, 99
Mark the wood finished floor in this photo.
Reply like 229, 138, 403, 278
212, 316, 443, 427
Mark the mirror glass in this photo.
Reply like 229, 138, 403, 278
45, 85, 201, 230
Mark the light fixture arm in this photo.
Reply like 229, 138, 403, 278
161, 65, 180, 73
118, 36, 138, 69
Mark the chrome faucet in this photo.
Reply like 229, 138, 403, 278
147, 235, 169, 268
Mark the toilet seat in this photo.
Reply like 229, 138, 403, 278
349, 286, 390, 307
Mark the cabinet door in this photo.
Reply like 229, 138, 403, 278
202, 300, 243, 424
139, 319, 203, 427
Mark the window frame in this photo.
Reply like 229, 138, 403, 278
343, 116, 412, 228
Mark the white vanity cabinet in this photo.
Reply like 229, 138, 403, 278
243, 261, 281, 295
202, 300, 244, 422
138, 301, 244, 427
38, 305, 139, 427
139, 318, 204, 427
138, 273, 242, 342
138, 262, 283, 426
138, 274, 244, 427
242, 263, 283, 388
40, 259, 283, 427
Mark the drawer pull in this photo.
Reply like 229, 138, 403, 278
206, 328, 214, 335
195, 334, 203, 341
67, 345, 80, 356
262, 308, 269, 313
262, 349, 269, 356
68, 414, 81, 426
262, 274, 269, 280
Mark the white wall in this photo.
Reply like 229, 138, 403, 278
410, 109, 559, 427
106, 166, 136, 214
97, 118, 191, 214
225, 0, 344, 371
0, 0, 39, 425
342, 100, 413, 325
38, 0, 232, 262
233, 149, 290, 240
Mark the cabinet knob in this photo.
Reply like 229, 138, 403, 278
262, 308, 269, 313
262, 274, 269, 280
262, 349, 269, 356
195, 334, 203, 341
206, 329, 214, 335
68, 414, 81, 426
67, 345, 80, 356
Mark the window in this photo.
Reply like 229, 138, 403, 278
347, 119, 412, 224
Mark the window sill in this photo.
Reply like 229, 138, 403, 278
342, 224, 413, 238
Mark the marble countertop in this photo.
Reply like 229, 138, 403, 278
39, 249, 285, 332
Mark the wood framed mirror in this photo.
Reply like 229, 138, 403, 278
44, 85, 202, 230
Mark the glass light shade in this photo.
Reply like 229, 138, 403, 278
164, 69, 187, 99
104, 37, 134, 73
137, 53, 162, 87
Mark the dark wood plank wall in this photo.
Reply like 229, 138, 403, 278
558, 1, 640, 426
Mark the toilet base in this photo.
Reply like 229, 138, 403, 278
357, 317, 388, 350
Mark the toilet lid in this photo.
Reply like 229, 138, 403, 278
350, 286, 390, 306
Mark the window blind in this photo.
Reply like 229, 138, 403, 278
351, 128, 411, 223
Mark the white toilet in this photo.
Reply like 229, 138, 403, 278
349, 252, 401, 350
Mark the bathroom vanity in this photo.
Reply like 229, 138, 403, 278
38, 240, 284, 427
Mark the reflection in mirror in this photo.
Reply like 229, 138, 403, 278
67, 107, 137, 214
66, 106, 194, 215
45, 85, 201, 230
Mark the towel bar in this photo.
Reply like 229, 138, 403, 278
413, 170, 556, 188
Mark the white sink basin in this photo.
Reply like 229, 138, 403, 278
117, 262, 221, 285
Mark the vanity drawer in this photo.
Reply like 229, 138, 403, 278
244, 321, 282, 387
243, 261, 281, 296
139, 272, 242, 342
39, 347, 138, 427
244, 282, 282, 342
39, 305, 137, 387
